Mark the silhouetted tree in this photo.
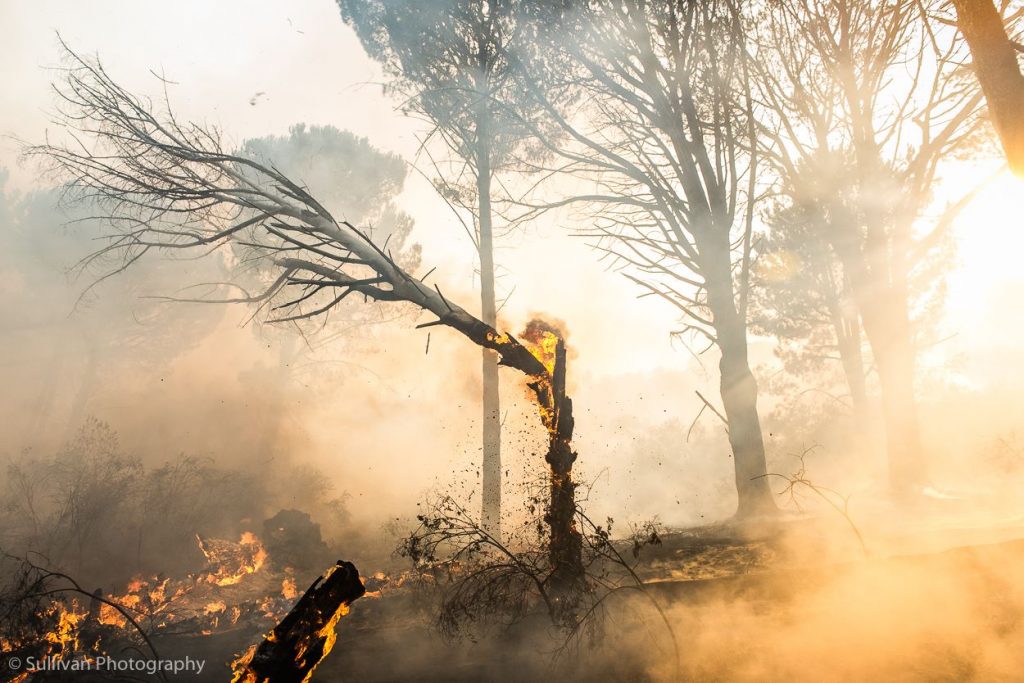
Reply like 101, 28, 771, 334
751, 186, 870, 426
338, 0, 541, 536
513, 0, 776, 516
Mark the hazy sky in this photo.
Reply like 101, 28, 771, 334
0, 0, 710, 526
2, 0, 1024, 526
0, 0, 700, 373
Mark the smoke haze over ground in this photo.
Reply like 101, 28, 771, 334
1, 1, 1024, 681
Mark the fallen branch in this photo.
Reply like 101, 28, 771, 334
231, 561, 365, 683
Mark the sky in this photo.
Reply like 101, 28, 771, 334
2, 0, 1024, 530
0, 0, 693, 374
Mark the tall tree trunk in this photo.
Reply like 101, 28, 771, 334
476, 107, 502, 539
830, 290, 869, 426
703, 240, 777, 518
836, 204, 927, 492
860, 293, 926, 493
837, 318, 869, 426
952, 0, 1024, 174
544, 339, 583, 597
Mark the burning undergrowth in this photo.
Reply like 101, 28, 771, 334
0, 419, 370, 682
0, 530, 307, 682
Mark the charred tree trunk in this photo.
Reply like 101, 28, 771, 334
952, 0, 1024, 175
476, 105, 502, 540
543, 339, 584, 597
232, 561, 365, 683
703, 240, 777, 518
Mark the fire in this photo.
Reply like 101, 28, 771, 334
7, 528, 368, 683
229, 561, 365, 683
205, 600, 228, 614
290, 564, 350, 683
43, 601, 85, 652
8, 529, 285, 677
521, 319, 562, 375
485, 330, 512, 346
97, 602, 127, 628
230, 644, 259, 683
196, 531, 269, 586
518, 318, 572, 438
307, 602, 349, 682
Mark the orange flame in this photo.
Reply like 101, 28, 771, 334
196, 531, 269, 586
521, 319, 562, 375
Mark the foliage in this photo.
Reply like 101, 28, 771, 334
338, 0, 542, 174
240, 124, 418, 271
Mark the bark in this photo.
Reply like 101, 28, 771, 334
541, 339, 584, 595
231, 560, 365, 683
476, 105, 502, 540
860, 294, 926, 493
952, 0, 1024, 174
703, 239, 777, 518
831, 73, 928, 492
826, 278, 869, 425
836, 315, 869, 426
833, 210, 927, 492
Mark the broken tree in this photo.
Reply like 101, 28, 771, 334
28, 44, 585, 593
339, 0, 543, 539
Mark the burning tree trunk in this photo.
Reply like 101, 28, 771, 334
231, 561, 365, 683
523, 326, 583, 595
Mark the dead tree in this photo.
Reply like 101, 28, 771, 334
951, 0, 1024, 173
27, 45, 585, 594
514, 0, 776, 516
231, 561, 365, 683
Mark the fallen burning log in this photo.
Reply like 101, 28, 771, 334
231, 561, 365, 683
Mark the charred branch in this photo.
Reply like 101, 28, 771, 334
231, 561, 365, 683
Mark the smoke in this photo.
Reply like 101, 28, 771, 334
2, 8, 1024, 678
636, 535, 1024, 681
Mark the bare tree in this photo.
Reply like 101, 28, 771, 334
27, 46, 584, 592
513, 0, 776, 516
753, 0, 987, 492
